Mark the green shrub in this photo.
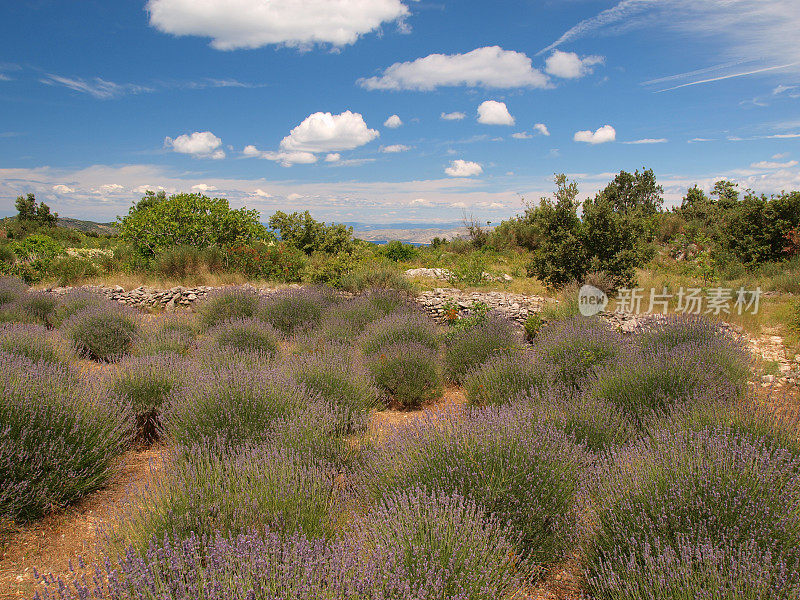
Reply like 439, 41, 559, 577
51, 255, 99, 286
259, 287, 333, 335
132, 314, 197, 356
18, 291, 58, 326
62, 306, 138, 361
463, 349, 547, 406
379, 240, 418, 262
208, 318, 280, 357
226, 241, 305, 282
302, 251, 357, 285
109, 443, 337, 556
339, 263, 413, 293
197, 287, 262, 328
360, 311, 440, 355
444, 315, 519, 383
367, 342, 442, 409
154, 245, 222, 279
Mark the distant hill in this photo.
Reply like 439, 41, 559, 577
57, 217, 117, 235
355, 226, 470, 245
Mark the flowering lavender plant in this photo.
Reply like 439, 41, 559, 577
259, 286, 337, 335
462, 348, 547, 406
318, 291, 409, 344
196, 286, 263, 328
584, 428, 800, 599
61, 303, 138, 361
364, 403, 586, 566
132, 312, 198, 356
207, 317, 280, 357
0, 322, 75, 366
18, 290, 58, 326
443, 313, 521, 383
0, 276, 27, 305
360, 310, 441, 355
0, 352, 130, 522
108, 443, 338, 557
366, 341, 442, 409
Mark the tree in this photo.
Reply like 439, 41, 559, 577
15, 193, 57, 228
595, 168, 663, 216
117, 192, 270, 258
268, 211, 353, 255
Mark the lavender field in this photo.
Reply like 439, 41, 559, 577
1, 275, 799, 600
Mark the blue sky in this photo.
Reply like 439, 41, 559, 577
1, 0, 799, 224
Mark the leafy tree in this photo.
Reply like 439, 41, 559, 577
15, 193, 58, 228
268, 210, 353, 255
117, 192, 270, 258
580, 196, 642, 287
595, 168, 663, 216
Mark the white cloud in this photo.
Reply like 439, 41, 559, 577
773, 153, 790, 159
750, 160, 799, 169
477, 101, 514, 126
287, 193, 304, 201
545, 50, 604, 79
52, 184, 75, 194
450, 201, 468, 208
534, 123, 550, 136
409, 197, 434, 207
445, 160, 483, 177
384, 114, 403, 128
252, 188, 272, 198
688, 137, 714, 143
622, 138, 668, 144
165, 131, 225, 159
191, 183, 217, 192
539, 0, 800, 86
40, 74, 153, 99
512, 132, 532, 139
98, 184, 125, 193
574, 125, 616, 144
381, 144, 410, 153
146, 0, 410, 50
280, 111, 379, 153
243, 144, 317, 166
359, 46, 549, 91
441, 111, 466, 121
325, 153, 341, 162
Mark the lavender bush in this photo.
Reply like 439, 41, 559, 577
364, 403, 585, 566
318, 291, 409, 344
18, 291, 58, 326
354, 488, 528, 598
462, 348, 547, 406
106, 354, 184, 443
0, 352, 130, 522
534, 316, 625, 388
132, 313, 197, 356
49, 289, 108, 328
584, 428, 800, 599
109, 443, 337, 556
282, 342, 379, 433
0, 276, 27, 305
207, 317, 280, 357
360, 310, 440, 355
367, 342, 442, 409
0, 322, 75, 366
518, 387, 639, 452
443, 314, 520, 383
62, 304, 138, 361
259, 286, 336, 335
196, 286, 262, 328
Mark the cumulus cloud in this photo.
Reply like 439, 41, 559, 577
445, 159, 483, 177
441, 111, 466, 121
359, 46, 549, 91
381, 144, 410, 153
252, 188, 272, 197
146, 0, 410, 50
514, 123, 550, 138
325, 153, 341, 162
512, 132, 532, 139
280, 111, 379, 153
477, 100, 515, 126
545, 50, 604, 79
165, 131, 225, 159
751, 159, 799, 169
622, 138, 668, 144
574, 125, 616, 144
409, 197, 434, 207
191, 183, 217, 192
243, 144, 317, 166
52, 184, 75, 194
384, 114, 403, 128
534, 123, 550, 136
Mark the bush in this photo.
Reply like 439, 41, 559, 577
318, 292, 410, 344
162, 366, 347, 461
208, 317, 280, 357
132, 313, 197, 356
535, 316, 625, 388
107, 355, 184, 443
367, 342, 442, 409
379, 240, 418, 262
518, 387, 639, 452
62, 305, 138, 361
259, 287, 334, 335
0, 276, 27, 305
354, 488, 526, 598
109, 443, 337, 556
18, 291, 58, 326
443, 314, 519, 383
0, 323, 75, 366
226, 241, 305, 282
282, 343, 379, 433
0, 353, 130, 523
584, 429, 800, 599
49, 289, 107, 328
360, 311, 440, 355
339, 263, 413, 293
51, 255, 99, 286
154, 245, 224, 279
197, 286, 263, 328
462, 349, 547, 406
364, 404, 585, 565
